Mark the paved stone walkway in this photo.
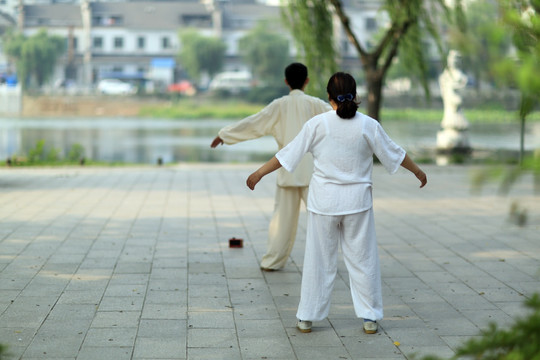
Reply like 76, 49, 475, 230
0, 164, 538, 360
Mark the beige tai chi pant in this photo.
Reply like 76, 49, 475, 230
260, 185, 308, 270
296, 209, 383, 322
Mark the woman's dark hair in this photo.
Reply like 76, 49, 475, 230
326, 72, 359, 119
285, 63, 308, 89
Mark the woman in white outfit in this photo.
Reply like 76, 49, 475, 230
247, 72, 427, 334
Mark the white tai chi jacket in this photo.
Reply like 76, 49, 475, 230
218, 90, 331, 187
276, 110, 406, 215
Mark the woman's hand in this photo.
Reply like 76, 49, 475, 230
246, 156, 282, 191
246, 171, 262, 190
415, 169, 427, 188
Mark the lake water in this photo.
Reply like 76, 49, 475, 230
0, 117, 539, 164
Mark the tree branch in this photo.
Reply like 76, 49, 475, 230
381, 20, 414, 75
328, 0, 367, 58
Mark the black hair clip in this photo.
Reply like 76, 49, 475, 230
336, 93, 354, 102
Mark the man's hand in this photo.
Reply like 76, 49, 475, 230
211, 136, 224, 148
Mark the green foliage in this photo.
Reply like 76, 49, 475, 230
239, 21, 290, 86
67, 143, 85, 162
178, 29, 227, 82
27, 139, 46, 163
421, 294, 540, 360
281, 0, 337, 97
383, 0, 455, 99
8, 140, 87, 166
2, 29, 66, 89
471, 150, 540, 195
448, 0, 512, 91
243, 85, 289, 104
491, 0, 540, 162
0, 343, 8, 360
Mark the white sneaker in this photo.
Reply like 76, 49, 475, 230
363, 319, 377, 334
296, 319, 312, 333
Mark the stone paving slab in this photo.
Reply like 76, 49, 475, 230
0, 164, 538, 360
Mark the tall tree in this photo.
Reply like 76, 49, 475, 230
178, 29, 227, 84
239, 21, 290, 86
3, 29, 65, 89
331, 0, 463, 121
493, 0, 539, 163
284, 0, 463, 121
448, 0, 513, 93
281, 0, 337, 98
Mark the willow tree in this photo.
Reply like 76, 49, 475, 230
282, 0, 338, 98
494, 0, 539, 164
284, 0, 463, 121
3, 29, 65, 89
239, 21, 290, 86
178, 29, 227, 84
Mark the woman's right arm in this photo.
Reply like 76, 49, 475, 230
246, 156, 282, 190
400, 154, 427, 188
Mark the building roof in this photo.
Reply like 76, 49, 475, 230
24, 4, 83, 27
21, 1, 278, 31
90, 2, 210, 30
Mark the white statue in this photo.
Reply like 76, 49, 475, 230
437, 50, 470, 151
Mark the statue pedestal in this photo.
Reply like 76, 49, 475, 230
436, 127, 471, 165
436, 127, 470, 151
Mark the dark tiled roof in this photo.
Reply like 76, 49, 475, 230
90, 2, 210, 30
24, 4, 82, 27
22, 1, 280, 30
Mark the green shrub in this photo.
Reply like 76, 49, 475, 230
27, 139, 46, 163
421, 293, 540, 360
67, 143, 85, 162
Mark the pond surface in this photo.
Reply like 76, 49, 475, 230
0, 117, 538, 164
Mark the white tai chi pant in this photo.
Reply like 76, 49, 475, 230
296, 209, 383, 322
260, 186, 309, 270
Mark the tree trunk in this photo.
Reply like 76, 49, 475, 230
364, 61, 384, 122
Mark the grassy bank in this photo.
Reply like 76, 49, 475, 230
139, 100, 264, 119
139, 99, 539, 123
382, 108, 540, 123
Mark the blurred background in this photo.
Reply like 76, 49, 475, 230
0, 0, 538, 165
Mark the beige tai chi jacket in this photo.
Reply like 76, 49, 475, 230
218, 89, 331, 187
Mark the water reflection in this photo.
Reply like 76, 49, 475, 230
0, 117, 538, 164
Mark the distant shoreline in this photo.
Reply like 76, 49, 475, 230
3, 95, 539, 123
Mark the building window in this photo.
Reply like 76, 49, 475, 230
365, 17, 377, 31
92, 16, 102, 26
93, 37, 103, 49
114, 37, 124, 49
112, 66, 123, 73
181, 14, 212, 27
137, 36, 145, 50
162, 37, 170, 49
92, 15, 123, 26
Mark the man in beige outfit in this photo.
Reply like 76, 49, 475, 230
211, 63, 331, 271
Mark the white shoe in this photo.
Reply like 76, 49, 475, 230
363, 319, 377, 334
296, 319, 312, 333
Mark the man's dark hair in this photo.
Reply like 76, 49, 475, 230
285, 63, 308, 90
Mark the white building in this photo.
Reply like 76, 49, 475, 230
6, 0, 398, 91
16, 0, 284, 91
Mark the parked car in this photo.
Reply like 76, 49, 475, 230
208, 71, 252, 94
167, 80, 196, 96
97, 79, 136, 95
